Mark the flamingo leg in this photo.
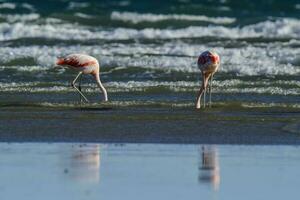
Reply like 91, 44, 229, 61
72, 72, 89, 103
195, 73, 205, 109
203, 88, 206, 108
209, 74, 214, 108
78, 74, 83, 104
202, 73, 211, 109
196, 72, 210, 109
203, 89, 206, 108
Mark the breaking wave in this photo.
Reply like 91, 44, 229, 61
0, 19, 300, 41
111, 11, 236, 24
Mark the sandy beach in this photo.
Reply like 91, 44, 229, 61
1, 102, 299, 144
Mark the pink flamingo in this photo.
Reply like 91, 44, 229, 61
196, 51, 220, 109
56, 54, 108, 102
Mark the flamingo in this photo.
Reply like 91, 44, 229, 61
56, 54, 108, 103
195, 51, 220, 109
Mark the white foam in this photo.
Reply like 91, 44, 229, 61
0, 43, 299, 76
216, 6, 231, 11
0, 13, 40, 23
74, 12, 93, 19
117, 1, 131, 6
0, 2, 16, 9
244, 18, 300, 38
111, 11, 236, 24
0, 2, 34, 11
45, 17, 63, 24
0, 65, 49, 72
221, 46, 300, 75
1, 80, 299, 95
68, 2, 90, 10
242, 103, 300, 109
21, 3, 35, 11
1, 18, 300, 42
0, 22, 95, 41
105, 80, 300, 95
223, 87, 299, 95
3, 79, 300, 90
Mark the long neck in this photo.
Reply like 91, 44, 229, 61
95, 73, 108, 102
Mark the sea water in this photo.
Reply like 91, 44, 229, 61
0, 0, 299, 108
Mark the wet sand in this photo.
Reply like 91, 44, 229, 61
0, 104, 300, 144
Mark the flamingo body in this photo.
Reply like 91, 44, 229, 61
56, 53, 108, 102
195, 51, 220, 109
56, 54, 99, 75
198, 51, 220, 74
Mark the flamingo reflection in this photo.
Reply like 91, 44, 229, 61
63, 144, 101, 183
198, 145, 220, 191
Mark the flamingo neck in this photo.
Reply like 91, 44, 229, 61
95, 74, 108, 102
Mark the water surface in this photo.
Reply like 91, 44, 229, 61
0, 0, 299, 109
1, 143, 300, 200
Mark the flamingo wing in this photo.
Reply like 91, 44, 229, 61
56, 54, 97, 68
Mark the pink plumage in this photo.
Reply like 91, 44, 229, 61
56, 54, 99, 75
197, 51, 220, 66
197, 51, 220, 74
56, 53, 108, 102
195, 50, 220, 109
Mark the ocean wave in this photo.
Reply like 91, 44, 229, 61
0, 17, 300, 41
74, 12, 93, 19
3, 101, 300, 110
20, 3, 35, 11
67, 2, 90, 10
0, 2, 35, 11
1, 79, 299, 89
241, 102, 300, 109
0, 101, 192, 109
0, 65, 50, 72
0, 44, 299, 76
1, 80, 299, 95
0, 18, 300, 42
0, 13, 40, 23
1, 101, 300, 110
111, 11, 236, 24
0, 2, 16, 9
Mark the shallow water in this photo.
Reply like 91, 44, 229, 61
1, 143, 300, 200
0, 0, 299, 109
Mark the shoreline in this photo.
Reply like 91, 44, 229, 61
0, 105, 299, 144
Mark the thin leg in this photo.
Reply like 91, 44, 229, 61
195, 73, 206, 109
78, 74, 82, 104
203, 87, 206, 108
209, 74, 214, 108
203, 73, 211, 109
71, 72, 89, 103
195, 73, 210, 109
